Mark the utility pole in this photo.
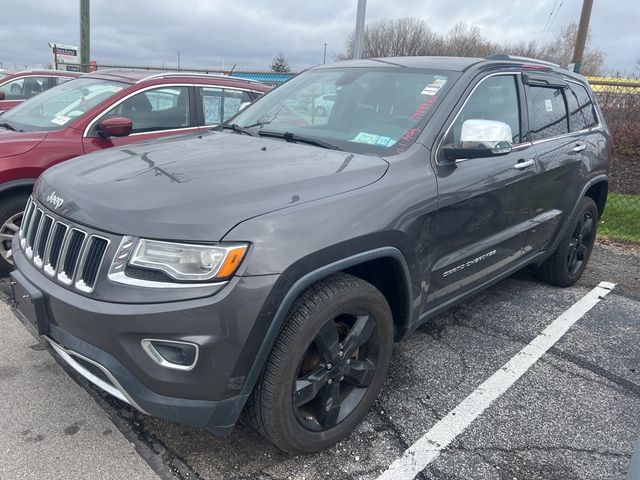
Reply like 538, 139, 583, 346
79, 0, 90, 72
177, 51, 181, 70
323, 43, 327, 64
353, 0, 367, 59
571, 0, 594, 74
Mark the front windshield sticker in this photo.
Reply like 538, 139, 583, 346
421, 76, 447, 96
352, 132, 396, 147
50, 115, 71, 125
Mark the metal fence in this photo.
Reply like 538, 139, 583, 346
588, 77, 640, 243
81, 63, 296, 86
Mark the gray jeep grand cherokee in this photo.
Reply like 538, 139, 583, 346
11, 55, 610, 453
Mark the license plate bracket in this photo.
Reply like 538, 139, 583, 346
10, 272, 49, 335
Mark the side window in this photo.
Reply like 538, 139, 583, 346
102, 86, 190, 134
527, 86, 569, 141
0, 79, 24, 100
445, 75, 521, 147
567, 83, 598, 131
198, 87, 252, 125
1, 77, 48, 100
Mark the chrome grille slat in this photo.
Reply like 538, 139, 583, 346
20, 197, 111, 294
57, 229, 86, 285
45, 222, 69, 276
33, 215, 54, 268
25, 209, 43, 259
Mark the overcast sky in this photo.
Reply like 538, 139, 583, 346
1, 0, 638, 74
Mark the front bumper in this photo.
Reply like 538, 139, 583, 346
11, 239, 283, 434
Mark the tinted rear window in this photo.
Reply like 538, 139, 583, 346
527, 86, 569, 141
566, 82, 598, 131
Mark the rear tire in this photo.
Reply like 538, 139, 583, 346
0, 192, 30, 275
536, 197, 598, 287
246, 273, 394, 454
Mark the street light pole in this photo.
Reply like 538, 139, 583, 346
353, 0, 367, 59
571, 0, 594, 73
177, 51, 181, 70
79, 0, 90, 72
323, 43, 327, 64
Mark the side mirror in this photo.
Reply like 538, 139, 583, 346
0, 91, 5, 101
98, 116, 133, 138
443, 119, 513, 162
239, 101, 252, 111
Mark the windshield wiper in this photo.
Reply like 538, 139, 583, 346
0, 122, 18, 132
257, 130, 341, 150
213, 123, 258, 137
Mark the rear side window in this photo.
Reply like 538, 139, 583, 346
198, 87, 253, 125
527, 86, 568, 141
566, 83, 598, 131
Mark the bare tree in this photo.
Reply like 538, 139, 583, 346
337, 18, 444, 60
337, 19, 606, 75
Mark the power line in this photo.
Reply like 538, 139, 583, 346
540, 0, 560, 39
546, 0, 564, 36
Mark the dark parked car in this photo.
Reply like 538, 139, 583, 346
11, 55, 610, 453
0, 70, 270, 272
0, 69, 81, 113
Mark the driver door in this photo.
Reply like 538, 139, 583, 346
427, 73, 538, 306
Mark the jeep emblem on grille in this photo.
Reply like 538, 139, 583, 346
46, 191, 64, 209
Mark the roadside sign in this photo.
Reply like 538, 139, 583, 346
48, 43, 80, 71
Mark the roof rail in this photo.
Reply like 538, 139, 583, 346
485, 54, 561, 68
135, 71, 265, 85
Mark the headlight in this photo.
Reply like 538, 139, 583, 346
110, 237, 248, 283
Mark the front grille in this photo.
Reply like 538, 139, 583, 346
19, 197, 110, 293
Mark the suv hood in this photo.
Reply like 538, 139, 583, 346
36, 132, 389, 240
0, 128, 47, 158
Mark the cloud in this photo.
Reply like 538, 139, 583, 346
0, 0, 636, 73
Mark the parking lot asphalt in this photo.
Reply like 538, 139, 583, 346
1, 241, 638, 480
0, 289, 160, 480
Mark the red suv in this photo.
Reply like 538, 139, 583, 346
0, 70, 271, 272
0, 70, 82, 114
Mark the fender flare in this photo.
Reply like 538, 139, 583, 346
0, 178, 37, 197
237, 246, 412, 400
547, 174, 609, 255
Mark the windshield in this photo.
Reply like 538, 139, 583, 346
1, 77, 127, 132
231, 67, 459, 155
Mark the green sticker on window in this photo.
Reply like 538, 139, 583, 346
352, 132, 396, 147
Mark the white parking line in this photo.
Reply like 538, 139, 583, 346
377, 281, 616, 480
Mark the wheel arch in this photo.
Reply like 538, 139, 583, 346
546, 174, 608, 256
238, 247, 413, 402
584, 179, 608, 218
0, 178, 36, 199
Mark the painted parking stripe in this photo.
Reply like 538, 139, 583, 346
377, 281, 616, 480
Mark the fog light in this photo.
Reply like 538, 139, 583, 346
141, 339, 199, 371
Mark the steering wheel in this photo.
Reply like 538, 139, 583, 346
10, 84, 22, 95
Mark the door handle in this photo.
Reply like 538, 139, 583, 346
513, 159, 535, 170
572, 143, 587, 153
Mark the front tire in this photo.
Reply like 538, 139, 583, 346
246, 273, 394, 454
536, 196, 598, 287
0, 192, 30, 275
